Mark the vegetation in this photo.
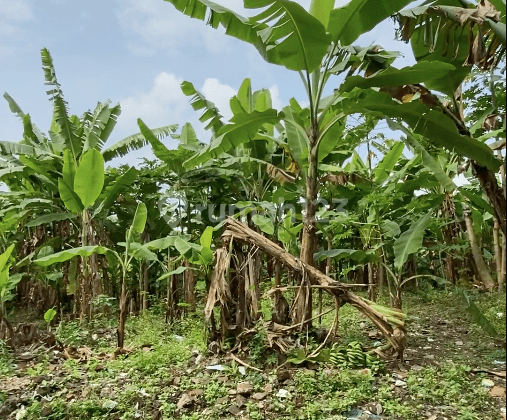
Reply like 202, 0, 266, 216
0, 0, 505, 419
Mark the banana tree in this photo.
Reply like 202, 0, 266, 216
161, 0, 502, 328
33, 203, 182, 350
389, 118, 500, 290
315, 138, 415, 299
0, 49, 182, 318
394, 0, 506, 235
172, 227, 215, 299
381, 212, 448, 309
56, 149, 137, 318
1, 49, 177, 165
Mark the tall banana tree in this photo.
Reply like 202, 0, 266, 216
394, 0, 506, 235
0, 49, 176, 189
160, 0, 502, 326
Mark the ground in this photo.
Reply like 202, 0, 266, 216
0, 288, 505, 420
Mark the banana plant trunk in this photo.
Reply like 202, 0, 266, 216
0, 306, 14, 346
79, 210, 102, 320
183, 260, 196, 311
393, 287, 403, 311
378, 257, 385, 294
291, 0, 336, 330
140, 231, 150, 311
501, 232, 506, 291
493, 218, 506, 291
494, 218, 502, 287
117, 281, 127, 350
165, 256, 180, 323
234, 245, 247, 335
272, 258, 290, 325
367, 262, 375, 301
295, 140, 318, 328
442, 194, 459, 283
472, 162, 506, 237
464, 210, 496, 290
498, 150, 506, 291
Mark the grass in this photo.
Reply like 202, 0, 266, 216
1, 287, 505, 420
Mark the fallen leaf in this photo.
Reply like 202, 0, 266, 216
177, 394, 193, 410
490, 386, 506, 397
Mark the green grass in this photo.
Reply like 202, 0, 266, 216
406, 364, 494, 417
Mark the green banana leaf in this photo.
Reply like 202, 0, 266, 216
341, 61, 456, 93
26, 213, 75, 228
394, 212, 432, 270
33, 246, 111, 267
185, 109, 281, 168
131, 203, 148, 234
314, 248, 379, 263
245, 0, 330, 72
74, 149, 104, 208
374, 142, 405, 184
329, 0, 412, 46
459, 289, 499, 337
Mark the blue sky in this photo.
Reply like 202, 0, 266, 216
0, 0, 419, 167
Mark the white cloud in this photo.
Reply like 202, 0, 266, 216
108, 72, 190, 165
116, 0, 231, 56
117, 72, 188, 138
202, 78, 236, 121
114, 73, 235, 149
116, 71, 278, 138
268, 85, 282, 110
0, 0, 33, 57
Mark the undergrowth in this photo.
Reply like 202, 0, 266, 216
1, 289, 504, 420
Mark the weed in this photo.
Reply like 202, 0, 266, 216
247, 326, 270, 364
246, 401, 264, 420
293, 368, 376, 417
181, 413, 208, 420
26, 359, 50, 377
204, 378, 228, 404
0, 339, 13, 376
379, 397, 418, 419
91, 295, 117, 316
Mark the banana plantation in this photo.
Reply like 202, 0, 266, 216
0, 0, 506, 419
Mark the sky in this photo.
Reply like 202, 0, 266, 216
0, 0, 421, 167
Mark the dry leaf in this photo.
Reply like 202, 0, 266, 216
490, 386, 506, 398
